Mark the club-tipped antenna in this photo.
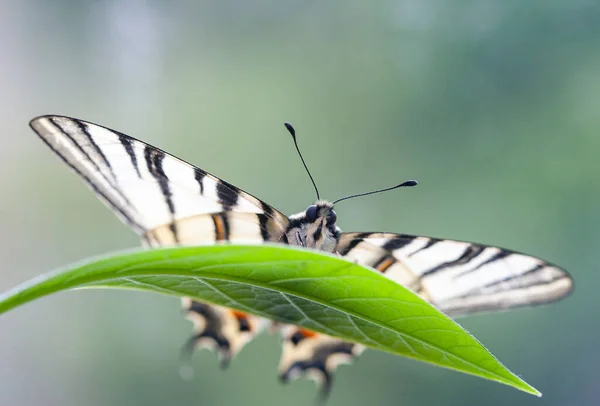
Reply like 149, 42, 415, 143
332, 180, 418, 205
284, 122, 320, 200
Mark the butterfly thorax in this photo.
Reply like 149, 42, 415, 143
285, 201, 340, 252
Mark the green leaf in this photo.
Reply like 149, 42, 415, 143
0, 244, 539, 396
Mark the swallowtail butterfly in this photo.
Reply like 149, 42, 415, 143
30, 116, 573, 401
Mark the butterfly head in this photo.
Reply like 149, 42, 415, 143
286, 201, 340, 252
282, 122, 417, 253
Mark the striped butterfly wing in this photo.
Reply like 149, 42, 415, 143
337, 232, 573, 316
278, 325, 365, 403
30, 115, 289, 366
279, 232, 573, 399
30, 116, 289, 238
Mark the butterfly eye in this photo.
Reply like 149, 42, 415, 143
327, 210, 337, 224
305, 205, 318, 222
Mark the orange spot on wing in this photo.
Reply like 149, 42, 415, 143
231, 310, 248, 320
298, 328, 318, 338
212, 214, 226, 241
376, 256, 396, 273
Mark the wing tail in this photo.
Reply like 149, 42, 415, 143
181, 298, 267, 370
278, 326, 365, 402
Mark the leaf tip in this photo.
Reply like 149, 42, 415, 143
527, 388, 542, 398
515, 379, 541, 397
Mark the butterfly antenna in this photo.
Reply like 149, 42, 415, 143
332, 180, 418, 205
284, 122, 320, 200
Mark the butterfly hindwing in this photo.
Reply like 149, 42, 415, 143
181, 298, 268, 370
278, 326, 365, 403
337, 232, 573, 316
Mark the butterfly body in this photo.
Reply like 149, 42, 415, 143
30, 115, 573, 401
286, 202, 340, 251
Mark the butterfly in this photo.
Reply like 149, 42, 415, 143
30, 115, 574, 402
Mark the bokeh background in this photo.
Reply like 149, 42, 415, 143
0, 1, 598, 405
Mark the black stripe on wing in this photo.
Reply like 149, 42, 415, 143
143, 146, 180, 242
421, 244, 486, 277
73, 119, 115, 179
216, 180, 239, 211
118, 135, 142, 178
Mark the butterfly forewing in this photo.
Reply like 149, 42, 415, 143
30, 115, 289, 238
337, 232, 573, 316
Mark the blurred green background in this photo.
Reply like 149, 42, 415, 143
0, 1, 597, 405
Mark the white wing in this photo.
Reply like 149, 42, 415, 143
337, 232, 573, 316
30, 115, 289, 241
